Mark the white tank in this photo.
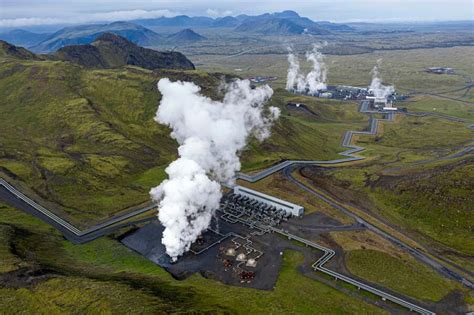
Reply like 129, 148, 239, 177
226, 248, 236, 256
236, 253, 247, 261
246, 258, 257, 267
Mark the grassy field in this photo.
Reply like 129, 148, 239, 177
241, 91, 368, 171
195, 46, 474, 97
344, 249, 457, 302
0, 59, 217, 227
0, 56, 371, 227
324, 113, 474, 255
238, 172, 355, 224
330, 230, 465, 303
403, 95, 474, 120
297, 110, 473, 260
0, 202, 385, 314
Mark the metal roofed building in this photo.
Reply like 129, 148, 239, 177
233, 185, 304, 217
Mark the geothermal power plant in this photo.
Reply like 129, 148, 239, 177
122, 45, 405, 288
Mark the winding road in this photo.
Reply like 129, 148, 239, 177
1, 96, 473, 314
0, 178, 156, 244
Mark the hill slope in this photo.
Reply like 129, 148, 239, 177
0, 57, 214, 226
234, 11, 337, 35
166, 29, 207, 43
54, 33, 195, 70
0, 29, 50, 48
0, 40, 39, 60
235, 18, 308, 35
0, 52, 368, 226
31, 21, 162, 53
135, 15, 214, 28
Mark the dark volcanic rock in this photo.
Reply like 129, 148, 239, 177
54, 33, 195, 70
0, 40, 39, 60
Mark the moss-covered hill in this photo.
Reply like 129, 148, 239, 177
0, 40, 39, 60
0, 52, 365, 227
0, 57, 217, 227
53, 33, 195, 70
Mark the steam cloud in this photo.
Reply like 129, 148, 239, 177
286, 44, 327, 94
369, 60, 394, 99
151, 78, 280, 261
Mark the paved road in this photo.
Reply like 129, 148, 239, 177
236, 101, 394, 182
282, 166, 474, 290
0, 95, 472, 315
237, 102, 473, 183
0, 179, 156, 243
271, 227, 435, 315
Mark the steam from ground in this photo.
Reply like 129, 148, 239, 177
286, 44, 327, 94
150, 78, 280, 261
369, 60, 394, 99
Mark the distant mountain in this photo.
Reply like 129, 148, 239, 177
31, 22, 163, 53
0, 40, 39, 60
53, 33, 194, 70
212, 16, 240, 28
0, 29, 50, 48
234, 11, 339, 35
132, 10, 351, 34
316, 21, 353, 32
166, 29, 207, 43
235, 19, 308, 35
136, 15, 214, 28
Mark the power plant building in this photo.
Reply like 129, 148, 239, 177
233, 186, 304, 217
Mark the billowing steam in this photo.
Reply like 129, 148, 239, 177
150, 78, 280, 261
286, 44, 327, 94
286, 51, 306, 92
369, 60, 394, 99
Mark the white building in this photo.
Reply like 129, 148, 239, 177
366, 96, 387, 108
233, 186, 304, 217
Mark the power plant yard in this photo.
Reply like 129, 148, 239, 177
0, 6, 473, 314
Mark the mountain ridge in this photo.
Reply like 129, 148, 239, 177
166, 29, 207, 43
53, 33, 195, 70
31, 21, 163, 53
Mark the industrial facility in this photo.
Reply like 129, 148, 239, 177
289, 84, 405, 112
233, 186, 304, 217
426, 67, 454, 74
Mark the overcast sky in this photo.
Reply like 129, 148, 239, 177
0, 0, 472, 27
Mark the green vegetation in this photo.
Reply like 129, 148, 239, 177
324, 113, 474, 255
345, 249, 457, 302
0, 277, 172, 314
238, 172, 354, 224
54, 32, 195, 70
0, 202, 384, 314
405, 95, 474, 120
298, 111, 473, 260
241, 91, 368, 171
0, 58, 215, 227
331, 230, 464, 304
0, 54, 373, 226
195, 46, 474, 98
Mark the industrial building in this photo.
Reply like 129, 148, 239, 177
365, 95, 398, 111
233, 186, 304, 217
426, 67, 454, 75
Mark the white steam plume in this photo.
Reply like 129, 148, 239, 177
369, 60, 394, 99
151, 78, 280, 261
305, 44, 327, 93
286, 44, 327, 94
286, 49, 306, 92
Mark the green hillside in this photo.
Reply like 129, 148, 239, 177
0, 202, 385, 314
0, 58, 219, 227
54, 33, 195, 70
0, 55, 366, 227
